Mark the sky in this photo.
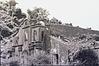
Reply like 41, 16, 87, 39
1, 0, 99, 30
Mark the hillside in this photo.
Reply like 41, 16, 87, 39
50, 25, 99, 38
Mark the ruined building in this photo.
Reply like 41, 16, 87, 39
1, 18, 99, 66
1, 1, 99, 66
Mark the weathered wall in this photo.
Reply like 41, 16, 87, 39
50, 36, 69, 64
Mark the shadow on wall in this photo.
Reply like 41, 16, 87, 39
73, 49, 99, 66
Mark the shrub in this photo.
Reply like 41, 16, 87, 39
73, 49, 99, 66
9, 61, 19, 66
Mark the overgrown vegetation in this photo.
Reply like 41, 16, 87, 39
9, 61, 19, 66
73, 49, 99, 66
0, 1, 99, 66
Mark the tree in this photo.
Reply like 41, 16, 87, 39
50, 17, 62, 24
13, 8, 26, 19
0, 1, 26, 39
73, 49, 99, 66
0, 1, 9, 11
27, 7, 49, 22
1, 29, 12, 37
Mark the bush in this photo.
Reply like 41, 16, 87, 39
9, 61, 19, 66
73, 49, 99, 66
31, 54, 51, 65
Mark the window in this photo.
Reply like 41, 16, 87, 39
33, 30, 37, 41
25, 32, 28, 41
41, 31, 44, 41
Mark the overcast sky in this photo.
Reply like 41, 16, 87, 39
1, 0, 99, 30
